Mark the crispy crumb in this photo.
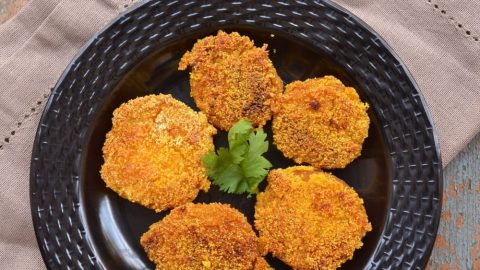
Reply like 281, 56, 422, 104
141, 203, 262, 270
100, 94, 216, 212
179, 30, 283, 131
253, 257, 273, 270
255, 166, 372, 270
272, 76, 369, 169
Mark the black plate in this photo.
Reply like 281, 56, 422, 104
30, 1, 442, 269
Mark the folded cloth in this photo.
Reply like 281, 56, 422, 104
0, 0, 478, 269
333, 0, 480, 167
0, 0, 135, 269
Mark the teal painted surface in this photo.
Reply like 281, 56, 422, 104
428, 133, 480, 270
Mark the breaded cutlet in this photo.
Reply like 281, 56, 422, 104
255, 166, 371, 270
179, 30, 283, 131
141, 203, 264, 270
101, 94, 216, 212
272, 76, 369, 169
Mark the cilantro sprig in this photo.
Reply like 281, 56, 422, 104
202, 119, 272, 195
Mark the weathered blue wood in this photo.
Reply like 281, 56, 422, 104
428, 132, 480, 270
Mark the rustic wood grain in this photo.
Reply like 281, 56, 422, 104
0, 0, 478, 269
428, 133, 480, 270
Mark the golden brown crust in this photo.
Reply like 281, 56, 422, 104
140, 203, 260, 270
255, 166, 372, 270
179, 30, 283, 131
272, 76, 369, 169
253, 257, 274, 270
100, 94, 216, 212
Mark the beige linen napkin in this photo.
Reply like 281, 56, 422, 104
0, 0, 478, 269
0, 0, 136, 268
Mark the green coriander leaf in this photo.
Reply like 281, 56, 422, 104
201, 119, 272, 195
217, 147, 233, 166
234, 178, 250, 194
228, 119, 253, 149
246, 177, 261, 195
241, 156, 272, 179
246, 128, 269, 157
213, 164, 245, 193
201, 151, 218, 170
229, 144, 248, 164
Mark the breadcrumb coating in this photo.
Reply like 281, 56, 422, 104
255, 166, 372, 270
272, 76, 369, 169
100, 94, 216, 212
140, 203, 262, 270
253, 257, 274, 270
179, 30, 283, 131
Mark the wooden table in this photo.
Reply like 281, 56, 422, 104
428, 133, 480, 270
1, 1, 478, 269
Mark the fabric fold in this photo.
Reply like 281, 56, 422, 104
333, 0, 480, 165
0, 0, 62, 63
0, 0, 134, 269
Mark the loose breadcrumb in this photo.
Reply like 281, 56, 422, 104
140, 203, 261, 270
179, 30, 283, 131
100, 94, 216, 212
272, 76, 369, 169
255, 166, 372, 270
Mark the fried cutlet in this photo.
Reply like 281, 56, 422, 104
100, 94, 216, 212
253, 257, 274, 270
272, 76, 369, 169
141, 203, 262, 270
255, 166, 371, 270
179, 30, 283, 131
